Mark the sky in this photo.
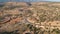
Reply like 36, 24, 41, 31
46, 0, 60, 2
0, 0, 60, 2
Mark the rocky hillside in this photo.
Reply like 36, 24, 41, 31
0, 2, 60, 34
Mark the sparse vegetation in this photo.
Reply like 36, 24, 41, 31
0, 2, 60, 34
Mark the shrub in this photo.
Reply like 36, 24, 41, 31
0, 4, 4, 8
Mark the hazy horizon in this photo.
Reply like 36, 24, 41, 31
0, 0, 60, 2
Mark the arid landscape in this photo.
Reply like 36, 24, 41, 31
0, 2, 60, 34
